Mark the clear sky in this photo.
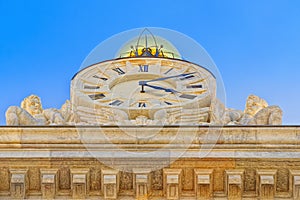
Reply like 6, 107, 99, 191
0, 0, 300, 125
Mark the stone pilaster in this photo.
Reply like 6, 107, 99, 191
133, 168, 151, 199
40, 168, 58, 199
70, 168, 89, 199
194, 169, 213, 200
163, 169, 182, 200
9, 169, 28, 199
257, 169, 277, 199
226, 169, 244, 199
101, 169, 119, 200
290, 170, 300, 199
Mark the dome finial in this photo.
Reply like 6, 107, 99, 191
117, 28, 181, 59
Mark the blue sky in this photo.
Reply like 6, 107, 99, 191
0, 0, 299, 125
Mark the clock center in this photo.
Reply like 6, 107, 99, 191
110, 75, 176, 100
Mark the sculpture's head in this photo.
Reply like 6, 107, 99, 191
245, 94, 268, 116
21, 95, 43, 115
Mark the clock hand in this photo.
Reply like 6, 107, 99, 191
140, 83, 178, 93
139, 72, 196, 85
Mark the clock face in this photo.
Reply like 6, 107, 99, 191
71, 57, 215, 119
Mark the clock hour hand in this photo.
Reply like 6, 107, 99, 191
140, 83, 178, 93
139, 72, 196, 85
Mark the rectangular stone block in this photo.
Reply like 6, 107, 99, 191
261, 175, 274, 184
70, 169, 89, 199
10, 169, 28, 199
40, 169, 58, 200
197, 175, 210, 184
257, 170, 276, 199
290, 170, 300, 199
102, 169, 119, 200
136, 174, 148, 183
226, 169, 244, 200
73, 174, 86, 183
104, 175, 116, 184
194, 169, 213, 200
167, 175, 179, 184
163, 169, 182, 200
294, 176, 300, 199
41, 175, 55, 199
133, 168, 151, 199
42, 174, 55, 184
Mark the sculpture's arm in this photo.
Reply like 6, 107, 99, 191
43, 108, 66, 125
5, 106, 44, 125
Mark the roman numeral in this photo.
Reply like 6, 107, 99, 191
164, 101, 173, 105
164, 68, 174, 74
88, 93, 105, 100
180, 75, 195, 80
92, 75, 108, 81
109, 100, 123, 106
84, 85, 100, 89
138, 102, 146, 107
187, 84, 202, 89
179, 94, 197, 99
139, 65, 149, 72
112, 67, 125, 75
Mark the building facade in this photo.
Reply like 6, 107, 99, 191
2, 28, 291, 199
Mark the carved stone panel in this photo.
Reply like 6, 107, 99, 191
89, 167, 101, 191
213, 169, 224, 192
152, 169, 163, 190
28, 167, 40, 191
183, 168, 193, 191
244, 168, 256, 192
58, 167, 70, 190
120, 171, 133, 190
276, 168, 289, 192
0, 167, 9, 192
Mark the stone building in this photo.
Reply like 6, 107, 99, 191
2, 28, 296, 200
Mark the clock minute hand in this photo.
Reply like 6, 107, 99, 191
142, 83, 178, 93
139, 72, 196, 85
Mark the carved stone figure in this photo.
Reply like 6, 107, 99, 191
153, 107, 210, 125
232, 95, 282, 125
74, 106, 129, 125
60, 100, 79, 125
5, 94, 282, 126
224, 109, 244, 125
5, 95, 66, 125
210, 98, 226, 124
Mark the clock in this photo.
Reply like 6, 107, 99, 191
71, 32, 216, 125
71, 57, 215, 124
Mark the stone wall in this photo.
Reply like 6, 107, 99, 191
0, 126, 299, 199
